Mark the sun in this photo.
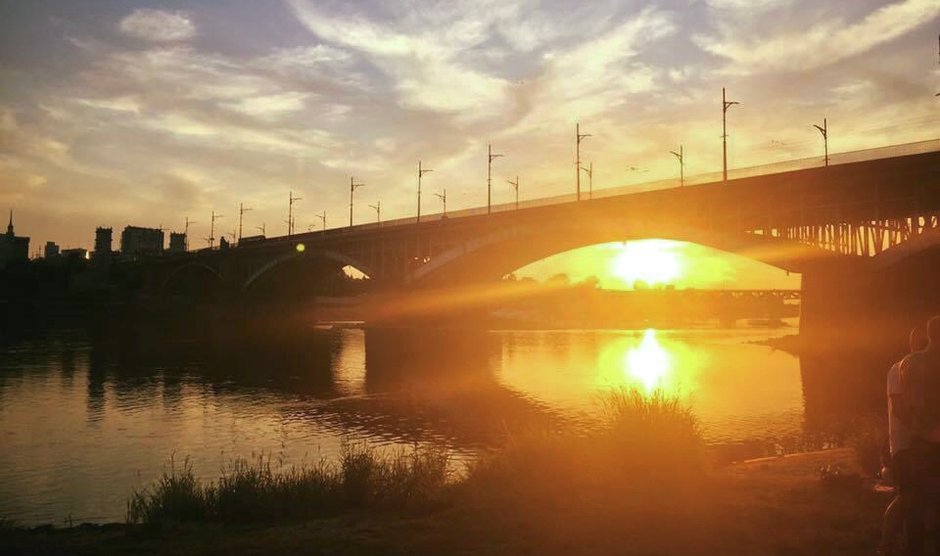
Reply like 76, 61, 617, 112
610, 239, 683, 288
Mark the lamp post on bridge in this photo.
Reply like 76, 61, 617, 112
349, 177, 365, 227
238, 203, 252, 242
576, 123, 591, 200
507, 176, 519, 210
417, 161, 432, 223
670, 145, 684, 187
813, 118, 829, 167
287, 191, 302, 236
184, 216, 196, 251
207, 210, 223, 248
487, 144, 503, 214
435, 189, 447, 218
369, 201, 381, 223
256, 223, 265, 237
722, 87, 740, 182
317, 211, 326, 231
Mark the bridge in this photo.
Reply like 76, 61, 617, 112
126, 139, 940, 342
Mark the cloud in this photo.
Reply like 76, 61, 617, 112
223, 92, 308, 118
119, 9, 197, 42
502, 7, 675, 138
287, 0, 513, 122
698, 0, 940, 73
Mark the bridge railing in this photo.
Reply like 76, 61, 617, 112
246, 138, 940, 243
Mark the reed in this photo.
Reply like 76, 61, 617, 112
127, 443, 452, 525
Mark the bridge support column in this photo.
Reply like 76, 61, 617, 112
801, 246, 940, 351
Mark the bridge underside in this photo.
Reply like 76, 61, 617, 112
404, 221, 832, 288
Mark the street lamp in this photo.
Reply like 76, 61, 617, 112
349, 177, 365, 227
507, 176, 519, 210
669, 145, 684, 187
256, 223, 266, 237
184, 216, 196, 251
813, 118, 829, 167
576, 123, 591, 200
417, 161, 432, 223
435, 189, 447, 218
369, 201, 381, 223
722, 87, 740, 182
207, 210, 223, 248
288, 191, 302, 236
487, 144, 503, 214
316, 211, 326, 231
238, 203, 252, 242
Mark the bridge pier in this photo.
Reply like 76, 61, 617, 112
800, 246, 940, 352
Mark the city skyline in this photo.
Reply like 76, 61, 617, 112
1, 1, 938, 284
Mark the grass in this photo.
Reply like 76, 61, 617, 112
127, 442, 452, 525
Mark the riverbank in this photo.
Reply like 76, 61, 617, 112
1, 450, 887, 554
751, 332, 803, 355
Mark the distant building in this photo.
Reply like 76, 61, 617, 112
94, 227, 112, 259
168, 232, 186, 254
44, 241, 60, 258
61, 248, 89, 261
120, 226, 164, 260
0, 210, 30, 269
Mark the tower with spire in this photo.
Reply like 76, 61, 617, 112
0, 208, 30, 269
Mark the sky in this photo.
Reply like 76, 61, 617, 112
0, 0, 938, 287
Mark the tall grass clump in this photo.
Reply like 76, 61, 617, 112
127, 443, 453, 525
127, 456, 210, 525
464, 387, 704, 505
600, 387, 704, 479
339, 441, 451, 509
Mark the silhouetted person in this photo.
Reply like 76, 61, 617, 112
899, 316, 940, 556
881, 325, 928, 556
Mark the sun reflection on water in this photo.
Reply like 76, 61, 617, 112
624, 329, 671, 393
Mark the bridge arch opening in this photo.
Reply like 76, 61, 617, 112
160, 263, 225, 297
408, 216, 819, 287
495, 239, 801, 328
242, 251, 372, 306
507, 239, 800, 291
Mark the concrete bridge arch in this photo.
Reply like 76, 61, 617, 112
405, 220, 837, 288
159, 261, 225, 293
241, 248, 374, 292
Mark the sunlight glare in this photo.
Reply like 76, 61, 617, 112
611, 240, 682, 288
624, 329, 671, 393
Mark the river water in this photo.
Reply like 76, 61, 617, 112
0, 322, 884, 525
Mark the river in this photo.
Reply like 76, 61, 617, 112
0, 321, 886, 525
